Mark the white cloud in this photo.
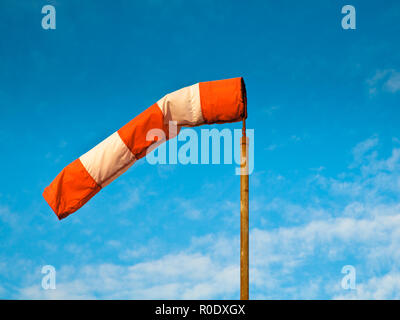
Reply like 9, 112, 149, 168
385, 72, 400, 93
17, 252, 239, 300
265, 144, 277, 151
11, 138, 400, 299
262, 105, 280, 116
173, 199, 203, 220
316, 138, 400, 201
334, 272, 400, 299
0, 205, 18, 227
367, 69, 400, 95
117, 187, 140, 212
350, 136, 379, 167
15, 205, 400, 299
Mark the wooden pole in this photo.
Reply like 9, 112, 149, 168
240, 118, 249, 300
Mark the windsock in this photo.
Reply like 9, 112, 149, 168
43, 77, 247, 220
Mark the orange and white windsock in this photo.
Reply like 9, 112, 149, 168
43, 77, 247, 220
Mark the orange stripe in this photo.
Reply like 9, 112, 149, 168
199, 77, 247, 124
118, 103, 170, 160
42, 159, 101, 220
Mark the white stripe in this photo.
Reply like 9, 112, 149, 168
156, 83, 204, 127
80, 132, 136, 188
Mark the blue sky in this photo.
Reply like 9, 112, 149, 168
1, 0, 400, 299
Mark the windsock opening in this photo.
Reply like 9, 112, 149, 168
199, 77, 247, 124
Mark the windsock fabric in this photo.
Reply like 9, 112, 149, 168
43, 77, 247, 220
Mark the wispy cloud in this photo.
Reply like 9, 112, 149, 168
385, 72, 400, 93
8, 137, 400, 299
367, 69, 400, 95
350, 136, 379, 167
334, 272, 400, 300
262, 105, 280, 116
17, 252, 239, 300
15, 207, 400, 299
